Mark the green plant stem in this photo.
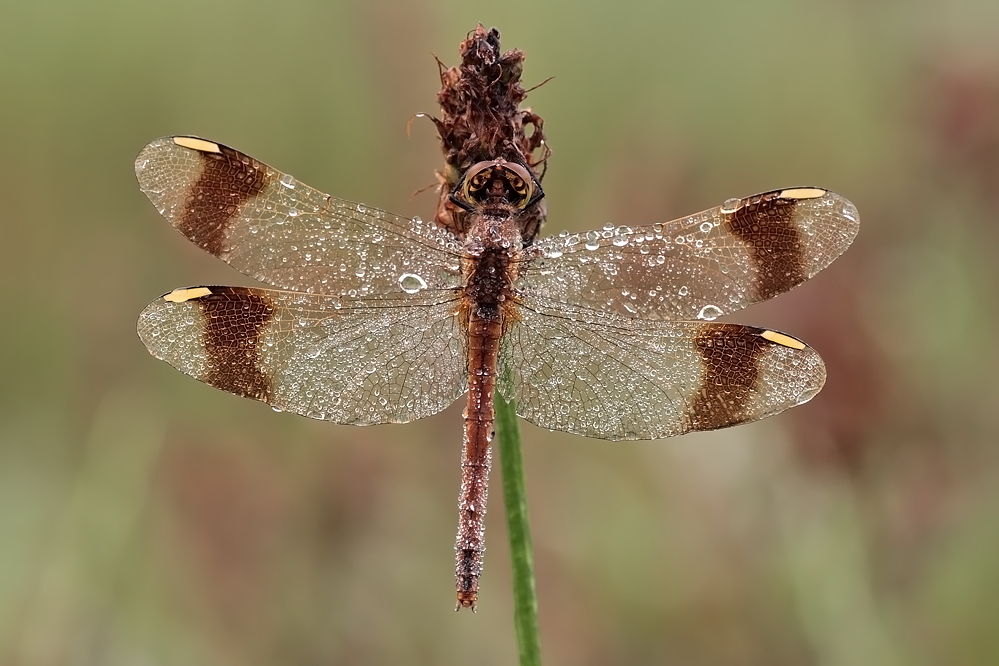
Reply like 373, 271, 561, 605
495, 394, 542, 666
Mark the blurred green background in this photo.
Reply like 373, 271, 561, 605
3, 1, 999, 664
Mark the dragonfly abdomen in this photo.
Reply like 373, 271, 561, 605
455, 310, 503, 610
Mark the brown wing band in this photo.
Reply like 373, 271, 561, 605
724, 192, 806, 300
196, 287, 275, 401
178, 144, 270, 256
687, 324, 768, 431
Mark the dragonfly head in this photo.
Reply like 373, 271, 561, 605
451, 159, 545, 212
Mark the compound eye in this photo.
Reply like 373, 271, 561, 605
507, 173, 528, 200
501, 163, 535, 209
468, 169, 492, 194
460, 162, 494, 203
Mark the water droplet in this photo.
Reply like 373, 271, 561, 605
678, 285, 689, 296
720, 198, 740, 214
697, 304, 723, 321
279, 174, 296, 189
797, 385, 821, 404
272, 406, 284, 413
288, 208, 299, 217
585, 231, 600, 251
356, 203, 367, 213
699, 221, 712, 233
398, 273, 428, 293
839, 201, 859, 222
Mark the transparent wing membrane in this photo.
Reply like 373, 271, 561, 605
519, 189, 858, 321
500, 296, 826, 440
136, 137, 464, 296
138, 287, 467, 424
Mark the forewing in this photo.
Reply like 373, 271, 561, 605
135, 137, 463, 295
498, 297, 825, 440
137, 286, 467, 424
518, 188, 858, 321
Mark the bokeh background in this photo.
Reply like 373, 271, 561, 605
3, 1, 999, 664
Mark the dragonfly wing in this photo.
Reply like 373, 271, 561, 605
135, 136, 463, 295
138, 286, 467, 424
519, 188, 858, 321
499, 296, 825, 440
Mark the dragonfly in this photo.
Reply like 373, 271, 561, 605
135, 136, 859, 610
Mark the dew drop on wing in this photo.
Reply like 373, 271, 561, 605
797, 385, 822, 404
720, 197, 740, 214
279, 174, 296, 189
697, 305, 723, 321
838, 200, 859, 222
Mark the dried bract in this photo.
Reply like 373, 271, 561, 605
432, 25, 550, 242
